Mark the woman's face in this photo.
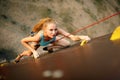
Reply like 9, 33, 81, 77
45, 23, 58, 38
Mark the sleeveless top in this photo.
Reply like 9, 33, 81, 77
31, 31, 56, 46
39, 33, 56, 46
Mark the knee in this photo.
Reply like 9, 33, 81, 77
22, 50, 32, 56
21, 39, 23, 43
21, 39, 25, 45
62, 40, 71, 47
65, 41, 70, 46
26, 53, 32, 56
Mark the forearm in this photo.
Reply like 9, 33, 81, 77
68, 35, 91, 41
21, 34, 40, 51
21, 39, 35, 52
78, 35, 91, 41
58, 28, 90, 41
69, 35, 80, 41
58, 28, 71, 37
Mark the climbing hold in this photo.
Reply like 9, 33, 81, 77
110, 26, 120, 41
80, 40, 87, 46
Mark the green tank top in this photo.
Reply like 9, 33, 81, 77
39, 34, 56, 46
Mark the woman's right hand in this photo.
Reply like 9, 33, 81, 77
32, 50, 40, 59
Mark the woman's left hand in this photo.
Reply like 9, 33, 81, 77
69, 35, 91, 41
78, 35, 91, 41
69, 35, 80, 41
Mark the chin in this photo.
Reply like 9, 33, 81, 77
51, 36, 54, 38
50, 36, 55, 38
48, 36, 53, 38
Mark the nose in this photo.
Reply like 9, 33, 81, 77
52, 30, 56, 35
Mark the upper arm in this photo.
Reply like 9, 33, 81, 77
58, 28, 70, 37
31, 30, 43, 41
22, 31, 42, 42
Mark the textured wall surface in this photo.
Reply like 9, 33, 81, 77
0, 0, 120, 62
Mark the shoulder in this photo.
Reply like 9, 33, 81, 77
33, 30, 43, 40
38, 30, 43, 34
57, 28, 64, 34
30, 31, 37, 37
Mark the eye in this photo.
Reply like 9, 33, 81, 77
50, 29, 53, 31
55, 28, 58, 31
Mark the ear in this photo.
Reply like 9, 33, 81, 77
43, 27, 47, 36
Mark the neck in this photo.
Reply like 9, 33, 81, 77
43, 33, 52, 41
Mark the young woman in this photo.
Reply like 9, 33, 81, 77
14, 18, 90, 63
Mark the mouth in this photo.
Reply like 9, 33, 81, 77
50, 35, 56, 38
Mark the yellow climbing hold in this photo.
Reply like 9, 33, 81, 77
80, 40, 87, 46
110, 26, 120, 41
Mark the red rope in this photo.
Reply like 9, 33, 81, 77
57, 11, 120, 41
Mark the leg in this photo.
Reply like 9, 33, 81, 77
14, 42, 40, 63
14, 50, 32, 63
54, 36, 71, 47
42, 36, 70, 53
46, 36, 70, 51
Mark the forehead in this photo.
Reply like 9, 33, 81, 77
46, 23, 57, 29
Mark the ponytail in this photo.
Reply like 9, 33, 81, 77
32, 17, 55, 33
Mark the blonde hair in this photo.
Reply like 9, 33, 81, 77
32, 17, 56, 32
